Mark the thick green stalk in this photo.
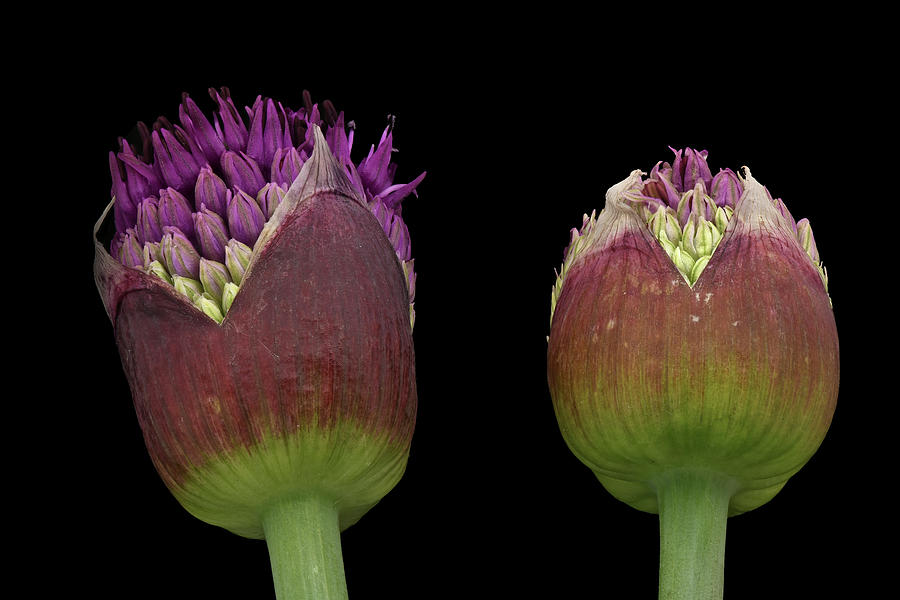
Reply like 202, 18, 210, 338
262, 494, 349, 600
655, 469, 737, 600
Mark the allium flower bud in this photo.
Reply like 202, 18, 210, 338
226, 188, 267, 247
547, 148, 837, 599
94, 89, 425, 600
192, 205, 229, 262
224, 238, 252, 285
194, 165, 229, 216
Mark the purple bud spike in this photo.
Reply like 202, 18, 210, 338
246, 97, 292, 172
194, 166, 228, 216
227, 189, 266, 247
160, 226, 201, 279
221, 151, 266, 197
179, 94, 226, 168
152, 126, 207, 195
375, 170, 427, 211
209, 87, 248, 152
358, 125, 395, 194
192, 205, 229, 262
118, 228, 144, 269
256, 183, 286, 221
109, 152, 137, 234
271, 146, 304, 187
709, 168, 743, 208
158, 187, 195, 240
136, 197, 164, 244
671, 147, 712, 193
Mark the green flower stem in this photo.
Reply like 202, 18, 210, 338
262, 494, 349, 600
655, 469, 737, 600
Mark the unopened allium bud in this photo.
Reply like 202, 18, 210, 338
548, 148, 837, 600
94, 89, 425, 599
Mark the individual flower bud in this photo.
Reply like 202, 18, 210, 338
179, 94, 226, 168
192, 205, 229, 262
152, 124, 207, 195
271, 146, 304, 187
193, 291, 224, 324
227, 188, 266, 247
224, 238, 252, 285
160, 226, 201, 279
246, 96, 292, 171
257, 182, 286, 220
136, 197, 163, 244
117, 228, 144, 269
797, 218, 820, 262
198, 258, 232, 304
146, 259, 173, 284
221, 281, 239, 314
221, 150, 266, 197
671, 147, 712, 192
710, 168, 743, 208
547, 149, 837, 599
142, 241, 162, 267
194, 165, 229, 216
172, 274, 203, 301
158, 187, 195, 240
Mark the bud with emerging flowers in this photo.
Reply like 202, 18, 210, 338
547, 148, 837, 599
94, 89, 425, 600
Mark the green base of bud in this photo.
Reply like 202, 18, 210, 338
165, 420, 410, 539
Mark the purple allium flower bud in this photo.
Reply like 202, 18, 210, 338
271, 146, 305, 188
709, 168, 743, 208
192, 205, 229, 262
117, 228, 144, 269
226, 189, 266, 247
221, 151, 266, 197
246, 96, 292, 172
152, 125, 207, 195
198, 258, 232, 304
136, 197, 163, 244
158, 187, 195, 240
209, 87, 248, 152
194, 165, 229, 216
671, 147, 712, 192
160, 226, 201, 279
179, 94, 226, 168
256, 183, 286, 221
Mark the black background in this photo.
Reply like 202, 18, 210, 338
26, 17, 889, 600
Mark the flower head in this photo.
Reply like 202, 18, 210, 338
101, 87, 424, 328
93, 89, 424, 544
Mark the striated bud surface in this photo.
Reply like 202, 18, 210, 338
548, 149, 838, 516
95, 91, 425, 540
